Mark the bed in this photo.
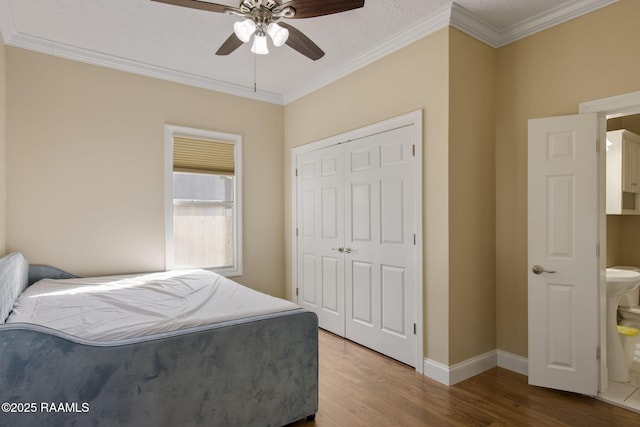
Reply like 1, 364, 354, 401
0, 252, 318, 426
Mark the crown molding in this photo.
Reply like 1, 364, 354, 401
449, 0, 618, 48
0, 0, 619, 105
448, 3, 502, 48
497, 0, 618, 47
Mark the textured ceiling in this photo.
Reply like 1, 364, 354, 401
0, 0, 617, 104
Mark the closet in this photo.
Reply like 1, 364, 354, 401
295, 124, 417, 366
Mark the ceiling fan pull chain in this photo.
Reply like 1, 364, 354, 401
253, 53, 257, 93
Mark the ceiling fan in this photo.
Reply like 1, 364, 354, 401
151, 0, 365, 61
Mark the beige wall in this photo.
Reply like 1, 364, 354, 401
449, 28, 496, 363
5, 47, 286, 297
609, 115, 640, 135
619, 216, 640, 268
496, 0, 640, 357
0, 36, 5, 255
607, 216, 623, 267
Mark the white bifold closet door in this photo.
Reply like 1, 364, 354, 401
296, 125, 416, 366
297, 143, 346, 335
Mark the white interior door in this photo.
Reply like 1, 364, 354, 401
528, 113, 599, 396
344, 126, 416, 366
296, 145, 345, 336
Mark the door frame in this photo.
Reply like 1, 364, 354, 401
291, 110, 424, 373
580, 90, 640, 392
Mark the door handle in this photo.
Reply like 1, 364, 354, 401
331, 247, 352, 254
532, 265, 556, 274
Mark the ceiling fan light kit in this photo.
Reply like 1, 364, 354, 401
151, 0, 365, 60
267, 23, 289, 47
233, 18, 256, 43
251, 34, 269, 55
235, 20, 288, 54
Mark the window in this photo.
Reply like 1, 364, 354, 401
165, 125, 242, 276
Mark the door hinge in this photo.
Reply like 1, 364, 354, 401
596, 243, 599, 257
412, 144, 416, 157
296, 288, 299, 296
596, 347, 600, 361
413, 323, 416, 335
596, 139, 599, 153
295, 168, 298, 177
413, 234, 416, 245
296, 228, 299, 237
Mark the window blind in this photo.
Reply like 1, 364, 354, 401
173, 136, 234, 175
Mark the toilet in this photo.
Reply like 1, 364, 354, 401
613, 266, 640, 369
616, 266, 640, 330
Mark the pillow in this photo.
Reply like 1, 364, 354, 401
0, 252, 29, 323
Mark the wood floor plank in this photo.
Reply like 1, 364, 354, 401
287, 330, 640, 426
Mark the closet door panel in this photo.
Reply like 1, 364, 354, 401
352, 260, 374, 326
381, 265, 406, 337
296, 145, 345, 336
321, 256, 340, 314
344, 126, 416, 367
381, 177, 405, 244
351, 183, 372, 242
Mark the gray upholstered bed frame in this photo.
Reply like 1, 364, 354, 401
0, 266, 318, 426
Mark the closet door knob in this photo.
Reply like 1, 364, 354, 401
332, 247, 344, 253
344, 247, 352, 254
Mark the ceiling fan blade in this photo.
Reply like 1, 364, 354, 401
216, 33, 244, 55
151, 0, 239, 14
278, 23, 324, 61
281, 0, 364, 19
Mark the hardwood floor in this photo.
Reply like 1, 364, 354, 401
288, 330, 640, 426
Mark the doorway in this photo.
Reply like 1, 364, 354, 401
579, 92, 640, 411
291, 110, 424, 371
527, 91, 640, 409
598, 113, 640, 410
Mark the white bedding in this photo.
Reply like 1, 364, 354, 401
6, 269, 299, 341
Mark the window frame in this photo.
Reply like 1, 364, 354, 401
164, 124, 243, 277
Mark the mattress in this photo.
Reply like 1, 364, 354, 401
6, 269, 299, 341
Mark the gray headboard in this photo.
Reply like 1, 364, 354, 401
28, 265, 79, 287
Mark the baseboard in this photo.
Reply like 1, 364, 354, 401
423, 358, 451, 385
424, 349, 529, 385
424, 350, 497, 386
497, 350, 529, 376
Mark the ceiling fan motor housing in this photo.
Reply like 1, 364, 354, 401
239, 0, 295, 21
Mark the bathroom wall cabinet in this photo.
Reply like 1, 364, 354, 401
607, 129, 640, 215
